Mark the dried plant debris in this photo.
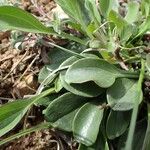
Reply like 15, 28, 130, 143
0, 0, 57, 99
0, 37, 41, 98
2, 130, 57, 150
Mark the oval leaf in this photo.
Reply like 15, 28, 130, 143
60, 71, 104, 97
52, 109, 79, 132
44, 92, 88, 122
106, 110, 131, 139
0, 6, 52, 34
107, 78, 143, 111
65, 58, 125, 88
73, 103, 104, 146
79, 130, 109, 150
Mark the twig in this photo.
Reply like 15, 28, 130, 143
0, 97, 14, 101
13, 54, 40, 87
2, 50, 29, 81
0, 55, 14, 62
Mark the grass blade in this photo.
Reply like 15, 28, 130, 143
125, 59, 145, 150
0, 123, 51, 146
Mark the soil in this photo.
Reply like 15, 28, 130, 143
0, 1, 73, 149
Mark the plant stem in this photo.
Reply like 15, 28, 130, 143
0, 123, 51, 146
47, 42, 85, 58
125, 59, 145, 150
142, 104, 150, 150
124, 56, 141, 63
60, 32, 87, 45
119, 71, 139, 79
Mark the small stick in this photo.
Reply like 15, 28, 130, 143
0, 55, 14, 62
2, 50, 29, 81
13, 54, 40, 87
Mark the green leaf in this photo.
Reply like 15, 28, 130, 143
107, 78, 143, 111
47, 47, 73, 70
106, 110, 131, 139
60, 71, 104, 97
73, 103, 104, 146
65, 58, 138, 88
120, 24, 135, 43
99, 0, 112, 17
85, 0, 101, 27
52, 108, 79, 132
0, 88, 55, 137
38, 66, 53, 83
54, 76, 63, 92
0, 6, 87, 45
0, 99, 32, 137
55, 0, 90, 29
35, 94, 60, 107
109, 10, 127, 30
0, 122, 50, 146
79, 130, 109, 150
125, 1, 139, 24
118, 119, 147, 150
0, 6, 52, 34
136, 16, 150, 37
44, 92, 88, 122
99, 0, 119, 17
141, 0, 150, 17
59, 56, 80, 68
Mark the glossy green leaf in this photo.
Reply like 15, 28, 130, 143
73, 103, 104, 146
106, 110, 131, 139
52, 109, 79, 132
60, 71, 104, 97
107, 78, 143, 111
44, 92, 88, 122
79, 130, 109, 150
0, 6, 52, 34
125, 1, 139, 24
65, 58, 138, 88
